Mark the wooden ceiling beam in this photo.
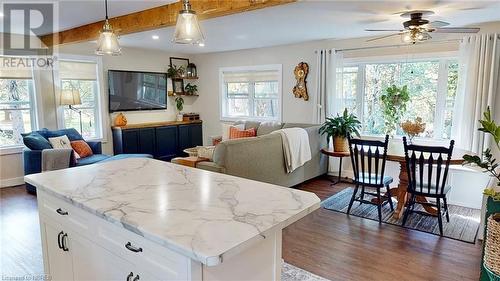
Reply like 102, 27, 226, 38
40, 0, 296, 47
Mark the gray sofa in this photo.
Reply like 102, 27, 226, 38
194, 121, 328, 187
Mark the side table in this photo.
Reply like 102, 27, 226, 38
320, 148, 351, 185
171, 156, 209, 168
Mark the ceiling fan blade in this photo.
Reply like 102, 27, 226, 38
366, 33, 401, 42
428, 20, 450, 28
433, 27, 480, 33
365, 29, 404, 32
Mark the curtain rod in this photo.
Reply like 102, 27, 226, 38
334, 39, 463, 53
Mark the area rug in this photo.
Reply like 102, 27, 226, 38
322, 187, 480, 243
282, 262, 330, 281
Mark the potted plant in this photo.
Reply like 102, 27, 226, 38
380, 84, 410, 136
184, 83, 198, 95
319, 108, 361, 152
463, 107, 500, 191
167, 65, 185, 79
175, 96, 184, 121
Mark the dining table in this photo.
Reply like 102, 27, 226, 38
382, 141, 473, 219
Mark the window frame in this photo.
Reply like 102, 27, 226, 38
219, 64, 282, 122
54, 55, 107, 142
341, 51, 459, 143
0, 56, 42, 151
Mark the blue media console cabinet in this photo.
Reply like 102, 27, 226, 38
112, 120, 203, 161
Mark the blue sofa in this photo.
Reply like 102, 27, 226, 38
23, 128, 151, 194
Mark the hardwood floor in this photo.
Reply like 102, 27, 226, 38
1, 178, 482, 281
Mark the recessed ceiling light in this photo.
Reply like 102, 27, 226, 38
198, 42, 205, 47
152, 35, 159, 40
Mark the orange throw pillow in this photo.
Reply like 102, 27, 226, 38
70, 140, 94, 158
229, 126, 256, 139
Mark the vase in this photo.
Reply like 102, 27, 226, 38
333, 137, 349, 152
176, 114, 183, 122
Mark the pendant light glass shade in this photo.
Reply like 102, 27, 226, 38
96, 20, 121, 55
173, 0, 204, 44
96, 0, 121, 56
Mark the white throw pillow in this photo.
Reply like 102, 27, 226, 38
48, 135, 80, 159
221, 123, 244, 141
196, 146, 216, 161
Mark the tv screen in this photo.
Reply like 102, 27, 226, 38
108, 70, 167, 112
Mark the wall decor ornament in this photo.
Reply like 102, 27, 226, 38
293, 62, 309, 101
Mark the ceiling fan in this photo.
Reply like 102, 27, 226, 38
365, 10, 480, 44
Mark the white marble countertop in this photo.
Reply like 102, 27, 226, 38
25, 158, 320, 266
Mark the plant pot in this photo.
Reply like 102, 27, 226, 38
333, 137, 349, 152
484, 213, 500, 277
176, 114, 183, 122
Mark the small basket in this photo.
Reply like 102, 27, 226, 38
333, 137, 349, 152
485, 213, 500, 278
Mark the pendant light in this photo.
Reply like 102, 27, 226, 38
96, 0, 121, 55
172, 0, 205, 45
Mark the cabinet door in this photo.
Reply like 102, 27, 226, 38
155, 126, 178, 161
122, 129, 139, 154
190, 124, 203, 147
178, 125, 191, 155
68, 230, 100, 280
40, 218, 73, 281
93, 246, 136, 281
138, 128, 155, 156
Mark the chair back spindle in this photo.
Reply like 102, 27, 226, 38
348, 135, 390, 187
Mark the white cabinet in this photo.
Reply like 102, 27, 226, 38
40, 218, 73, 281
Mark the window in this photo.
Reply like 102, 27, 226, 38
58, 59, 103, 140
339, 55, 459, 140
220, 65, 282, 121
0, 59, 37, 147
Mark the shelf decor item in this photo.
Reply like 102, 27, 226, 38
175, 96, 184, 121
167, 65, 185, 79
380, 84, 410, 136
169, 57, 190, 77
401, 117, 426, 143
293, 62, 309, 101
319, 108, 361, 152
186, 63, 197, 78
172, 79, 185, 95
184, 83, 198, 95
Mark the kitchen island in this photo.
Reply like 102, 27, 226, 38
25, 158, 320, 281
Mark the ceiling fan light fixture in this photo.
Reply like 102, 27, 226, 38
173, 0, 205, 44
95, 0, 121, 56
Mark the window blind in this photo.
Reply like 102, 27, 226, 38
59, 61, 97, 81
0, 57, 33, 79
222, 70, 279, 83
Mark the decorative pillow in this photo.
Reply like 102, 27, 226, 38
48, 135, 80, 159
229, 127, 257, 139
21, 132, 53, 150
71, 140, 94, 158
196, 146, 216, 161
221, 123, 244, 141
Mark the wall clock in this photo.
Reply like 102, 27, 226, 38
293, 62, 309, 101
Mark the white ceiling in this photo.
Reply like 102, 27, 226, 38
2, 0, 500, 54
121, 0, 500, 54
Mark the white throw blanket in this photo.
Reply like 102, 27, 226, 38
272, 128, 312, 173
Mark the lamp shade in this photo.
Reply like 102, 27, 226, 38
60, 89, 82, 106
173, 10, 204, 44
96, 20, 122, 56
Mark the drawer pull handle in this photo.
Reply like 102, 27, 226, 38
57, 231, 64, 249
56, 208, 68, 215
133, 275, 140, 281
125, 242, 142, 253
61, 233, 69, 251
126, 272, 133, 281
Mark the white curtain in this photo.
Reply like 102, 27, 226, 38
452, 33, 500, 153
313, 49, 343, 124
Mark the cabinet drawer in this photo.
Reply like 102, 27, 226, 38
38, 191, 90, 234
96, 221, 190, 281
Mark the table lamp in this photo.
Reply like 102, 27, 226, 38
60, 89, 83, 134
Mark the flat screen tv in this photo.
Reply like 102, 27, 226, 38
108, 70, 167, 112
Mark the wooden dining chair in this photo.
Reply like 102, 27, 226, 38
402, 137, 455, 236
347, 135, 394, 222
